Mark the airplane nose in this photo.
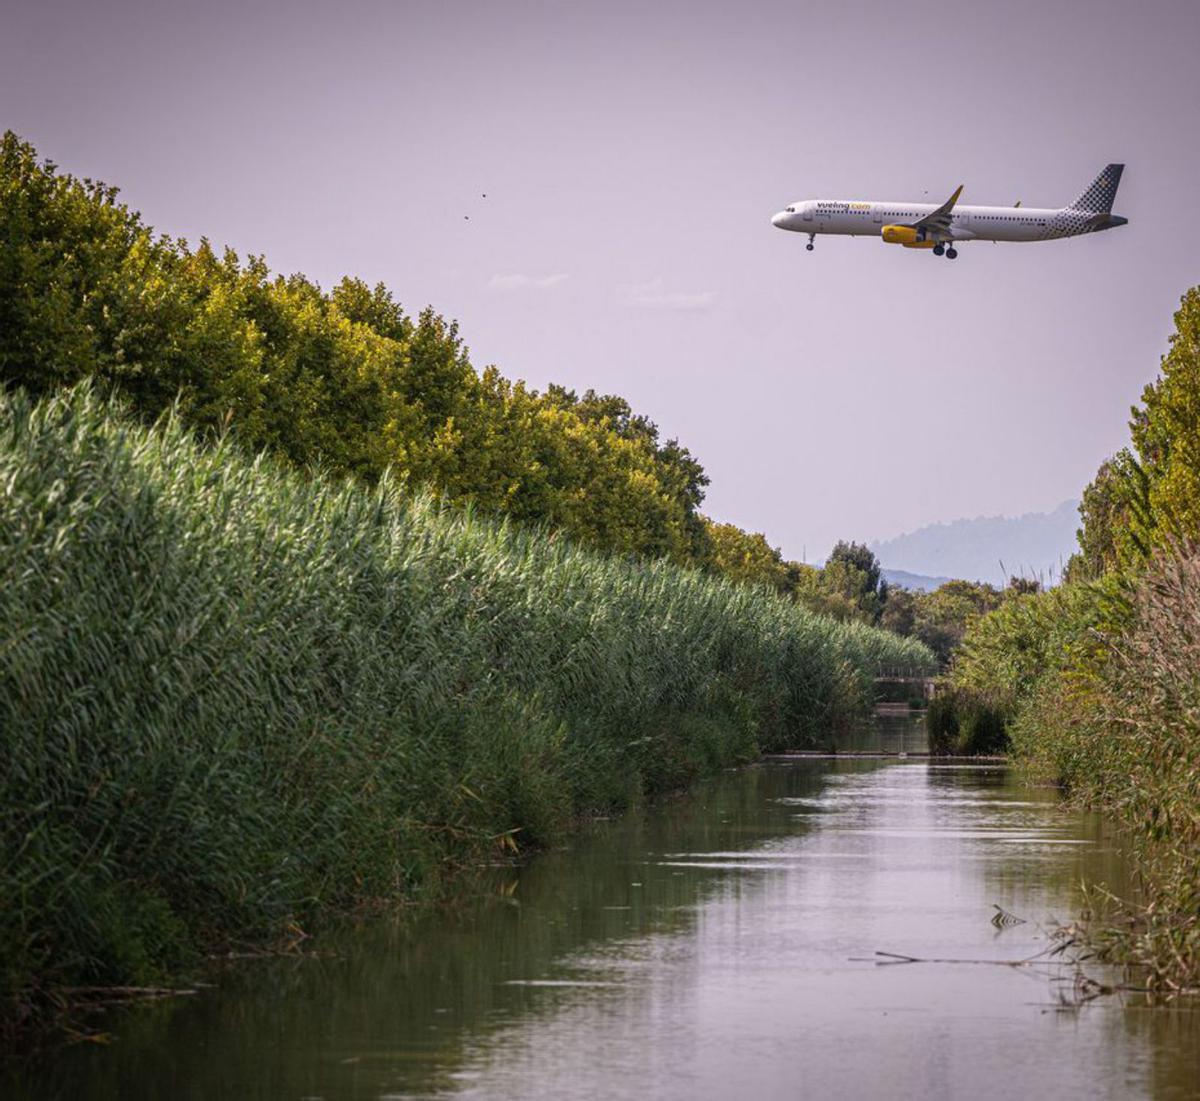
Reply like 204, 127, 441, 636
771, 211, 787, 228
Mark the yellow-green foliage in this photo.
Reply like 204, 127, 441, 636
791, 542, 892, 626
1133, 287, 1200, 544
0, 387, 933, 1022
0, 131, 709, 566
903, 580, 1002, 665
933, 582, 1109, 756
704, 520, 791, 591
1074, 287, 1200, 573
950, 582, 1120, 711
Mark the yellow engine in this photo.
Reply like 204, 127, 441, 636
881, 225, 936, 249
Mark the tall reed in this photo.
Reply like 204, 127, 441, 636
1006, 549, 1200, 987
0, 386, 932, 1024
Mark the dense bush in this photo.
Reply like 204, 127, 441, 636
999, 550, 1200, 987
0, 386, 932, 1023
926, 690, 1008, 756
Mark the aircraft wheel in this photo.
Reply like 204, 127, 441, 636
946, 247, 958, 259
932, 244, 945, 256
806, 243, 814, 251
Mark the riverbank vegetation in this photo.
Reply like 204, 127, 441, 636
0, 130, 934, 1037
0, 130, 967, 634
0, 385, 932, 1038
941, 287, 1200, 989
726, 526, 1024, 667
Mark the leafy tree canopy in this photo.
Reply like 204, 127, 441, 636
0, 131, 712, 565
704, 521, 791, 591
1075, 286, 1200, 571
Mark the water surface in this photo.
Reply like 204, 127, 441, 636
7, 744, 1198, 1099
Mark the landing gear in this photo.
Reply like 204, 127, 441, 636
806, 234, 815, 251
946, 247, 958, 260
932, 244, 945, 256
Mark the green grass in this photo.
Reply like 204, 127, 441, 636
0, 385, 932, 1031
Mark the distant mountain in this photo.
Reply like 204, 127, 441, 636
871, 500, 1080, 588
881, 568, 953, 592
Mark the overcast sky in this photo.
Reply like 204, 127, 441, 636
5, 0, 1198, 560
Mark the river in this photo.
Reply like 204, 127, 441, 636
6, 721, 1198, 1099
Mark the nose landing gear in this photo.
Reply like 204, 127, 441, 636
806, 233, 815, 251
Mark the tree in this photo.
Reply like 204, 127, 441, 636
1071, 287, 1200, 577
912, 580, 1002, 665
880, 587, 916, 636
704, 522, 791, 591
1071, 449, 1154, 579
1131, 287, 1200, 546
826, 540, 883, 593
819, 541, 889, 623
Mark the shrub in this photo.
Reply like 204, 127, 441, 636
926, 689, 1009, 756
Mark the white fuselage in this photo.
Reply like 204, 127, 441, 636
771, 200, 1113, 243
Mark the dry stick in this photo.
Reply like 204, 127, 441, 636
852, 935, 1076, 967
863, 950, 1068, 966
853, 950, 1189, 996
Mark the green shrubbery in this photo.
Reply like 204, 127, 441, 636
940, 286, 1200, 987
982, 552, 1200, 987
0, 386, 931, 1026
925, 690, 1008, 756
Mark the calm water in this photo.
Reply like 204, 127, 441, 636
7, 730, 1198, 1099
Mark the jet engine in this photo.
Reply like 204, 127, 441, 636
881, 225, 935, 249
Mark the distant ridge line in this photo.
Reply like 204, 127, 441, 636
881, 568, 953, 592
871, 500, 1079, 588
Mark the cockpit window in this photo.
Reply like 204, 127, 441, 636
786, 206, 795, 213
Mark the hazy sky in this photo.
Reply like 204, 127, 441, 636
5, 0, 1198, 560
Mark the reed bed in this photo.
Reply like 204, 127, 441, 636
1006, 549, 1200, 989
0, 386, 931, 1024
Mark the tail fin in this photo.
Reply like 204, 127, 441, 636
1069, 164, 1124, 213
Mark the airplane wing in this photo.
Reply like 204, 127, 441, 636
910, 185, 963, 238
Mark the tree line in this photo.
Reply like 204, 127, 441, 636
709, 520, 1032, 666
1, 129, 992, 653
0, 131, 710, 565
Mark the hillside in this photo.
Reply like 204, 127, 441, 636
871, 500, 1080, 587
881, 568, 953, 592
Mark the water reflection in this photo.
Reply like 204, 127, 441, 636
837, 710, 929, 754
5, 760, 1196, 1100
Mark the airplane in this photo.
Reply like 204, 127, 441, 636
771, 165, 1127, 259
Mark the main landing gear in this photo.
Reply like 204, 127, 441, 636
932, 244, 958, 259
806, 233, 815, 251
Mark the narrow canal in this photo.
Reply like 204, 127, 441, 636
8, 725, 1197, 1099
